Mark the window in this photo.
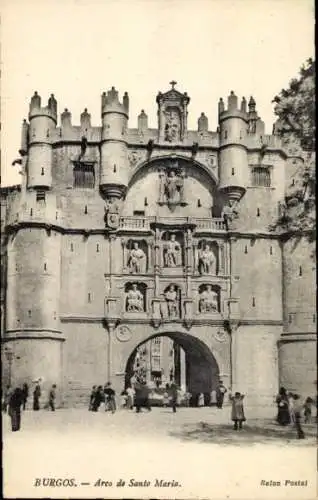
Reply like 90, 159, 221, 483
251, 166, 271, 187
36, 190, 46, 202
73, 162, 95, 189
133, 210, 145, 216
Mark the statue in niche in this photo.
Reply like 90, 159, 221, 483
164, 285, 179, 318
222, 199, 239, 230
127, 241, 146, 274
198, 244, 216, 275
165, 170, 185, 204
126, 284, 144, 312
164, 109, 180, 142
199, 285, 219, 313
164, 234, 182, 267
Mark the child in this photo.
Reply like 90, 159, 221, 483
303, 397, 313, 424
229, 392, 246, 430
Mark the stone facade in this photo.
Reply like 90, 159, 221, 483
1, 83, 316, 414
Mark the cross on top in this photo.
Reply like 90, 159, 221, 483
169, 80, 177, 90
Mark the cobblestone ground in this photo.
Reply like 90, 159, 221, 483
3, 407, 317, 499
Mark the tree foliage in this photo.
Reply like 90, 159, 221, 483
271, 58, 316, 239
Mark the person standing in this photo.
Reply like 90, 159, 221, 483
89, 385, 97, 411
229, 392, 246, 430
104, 382, 116, 414
8, 386, 24, 432
22, 383, 29, 411
126, 386, 135, 410
293, 394, 305, 439
48, 384, 57, 411
170, 381, 178, 413
287, 392, 295, 424
33, 382, 41, 411
303, 397, 313, 423
91, 386, 104, 412
276, 387, 290, 426
216, 381, 227, 409
198, 392, 204, 407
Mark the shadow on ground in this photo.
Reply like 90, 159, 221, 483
169, 421, 317, 446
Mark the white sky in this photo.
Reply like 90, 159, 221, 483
1, 0, 315, 186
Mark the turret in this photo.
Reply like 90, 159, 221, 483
27, 92, 57, 189
100, 87, 130, 200
217, 91, 248, 202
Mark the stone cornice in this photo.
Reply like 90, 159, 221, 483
278, 333, 316, 343
59, 315, 283, 327
5, 220, 287, 241
3, 329, 65, 341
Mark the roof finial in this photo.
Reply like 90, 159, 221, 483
169, 80, 177, 90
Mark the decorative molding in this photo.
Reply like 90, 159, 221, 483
115, 325, 132, 342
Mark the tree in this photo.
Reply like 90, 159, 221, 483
271, 58, 316, 240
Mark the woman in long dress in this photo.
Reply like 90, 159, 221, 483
276, 387, 290, 426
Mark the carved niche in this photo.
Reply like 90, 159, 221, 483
198, 284, 221, 314
125, 282, 147, 313
156, 82, 190, 143
162, 231, 184, 268
123, 239, 148, 274
158, 162, 186, 207
196, 240, 219, 275
161, 284, 182, 319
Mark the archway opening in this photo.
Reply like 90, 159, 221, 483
124, 332, 219, 407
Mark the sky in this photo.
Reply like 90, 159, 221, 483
1, 0, 315, 186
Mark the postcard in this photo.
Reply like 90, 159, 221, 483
1, 1, 316, 499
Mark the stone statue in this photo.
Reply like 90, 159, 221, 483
222, 200, 238, 230
126, 284, 144, 312
164, 285, 179, 318
164, 170, 185, 204
164, 109, 180, 142
198, 244, 216, 274
164, 234, 182, 267
199, 285, 219, 313
127, 242, 146, 273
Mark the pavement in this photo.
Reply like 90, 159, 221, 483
3, 407, 317, 499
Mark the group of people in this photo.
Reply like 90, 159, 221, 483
275, 387, 314, 439
89, 383, 117, 413
88, 379, 181, 414
2, 382, 57, 432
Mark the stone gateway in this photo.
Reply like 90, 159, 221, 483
0, 83, 315, 413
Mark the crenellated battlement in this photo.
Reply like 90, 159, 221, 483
101, 87, 129, 116
29, 91, 57, 123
